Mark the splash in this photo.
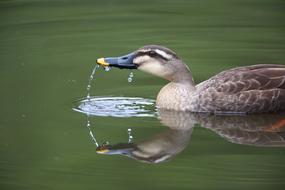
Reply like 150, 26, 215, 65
74, 97, 156, 118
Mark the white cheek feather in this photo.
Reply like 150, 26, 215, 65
139, 61, 168, 78
133, 55, 150, 64
155, 49, 172, 60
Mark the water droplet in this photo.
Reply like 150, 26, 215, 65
127, 128, 133, 143
103, 141, 109, 145
86, 65, 99, 99
128, 72, 134, 83
86, 115, 99, 147
104, 66, 111, 72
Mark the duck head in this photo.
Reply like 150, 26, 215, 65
97, 45, 193, 82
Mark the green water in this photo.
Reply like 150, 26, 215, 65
1, 0, 285, 189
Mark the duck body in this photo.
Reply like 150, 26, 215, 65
97, 45, 285, 114
157, 64, 285, 113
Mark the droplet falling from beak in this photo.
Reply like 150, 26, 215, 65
128, 72, 134, 83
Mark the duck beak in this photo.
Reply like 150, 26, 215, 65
96, 52, 137, 69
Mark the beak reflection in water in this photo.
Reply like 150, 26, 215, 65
96, 52, 137, 69
96, 143, 135, 155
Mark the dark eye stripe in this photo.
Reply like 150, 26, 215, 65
136, 51, 169, 61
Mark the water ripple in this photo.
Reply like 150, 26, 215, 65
73, 96, 157, 118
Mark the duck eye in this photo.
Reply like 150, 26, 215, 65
149, 51, 156, 56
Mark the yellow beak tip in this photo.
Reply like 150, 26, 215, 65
96, 149, 109, 154
96, 58, 109, 66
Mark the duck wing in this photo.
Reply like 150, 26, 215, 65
197, 64, 285, 113
212, 64, 285, 92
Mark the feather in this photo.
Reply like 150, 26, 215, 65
197, 64, 285, 113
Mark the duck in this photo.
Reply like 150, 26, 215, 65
96, 45, 285, 114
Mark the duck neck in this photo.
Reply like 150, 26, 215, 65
156, 61, 197, 111
171, 62, 195, 88
157, 74, 197, 111
156, 81, 197, 111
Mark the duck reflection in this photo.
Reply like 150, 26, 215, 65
95, 110, 285, 163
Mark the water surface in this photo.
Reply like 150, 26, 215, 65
1, 0, 285, 189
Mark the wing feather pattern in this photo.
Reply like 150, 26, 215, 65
197, 64, 285, 113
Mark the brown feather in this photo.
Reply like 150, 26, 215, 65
197, 64, 285, 113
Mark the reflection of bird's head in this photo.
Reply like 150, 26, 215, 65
95, 110, 196, 164
95, 142, 174, 164
96, 127, 192, 164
